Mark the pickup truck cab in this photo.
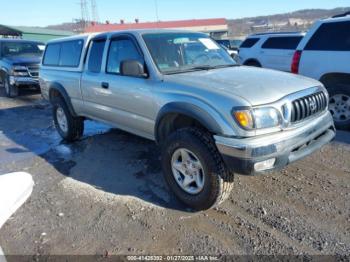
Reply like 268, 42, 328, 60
39, 30, 335, 210
0, 39, 45, 97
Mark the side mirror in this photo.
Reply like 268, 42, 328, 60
120, 60, 147, 78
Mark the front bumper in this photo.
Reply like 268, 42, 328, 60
215, 111, 336, 176
9, 76, 39, 86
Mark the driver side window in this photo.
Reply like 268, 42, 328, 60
106, 38, 143, 74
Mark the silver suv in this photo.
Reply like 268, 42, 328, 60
39, 30, 335, 210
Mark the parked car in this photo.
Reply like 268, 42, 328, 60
239, 32, 305, 72
219, 44, 238, 61
216, 39, 242, 51
216, 39, 242, 61
291, 13, 350, 130
39, 30, 335, 210
0, 39, 45, 97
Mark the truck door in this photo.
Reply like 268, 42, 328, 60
81, 34, 156, 140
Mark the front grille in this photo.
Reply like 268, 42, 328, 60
291, 92, 328, 123
27, 65, 39, 78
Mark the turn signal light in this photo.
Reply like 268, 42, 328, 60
233, 110, 254, 129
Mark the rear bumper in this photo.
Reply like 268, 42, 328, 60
215, 111, 335, 176
10, 76, 39, 86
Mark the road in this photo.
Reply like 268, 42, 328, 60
0, 88, 349, 257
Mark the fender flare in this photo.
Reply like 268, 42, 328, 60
49, 82, 77, 117
155, 102, 223, 143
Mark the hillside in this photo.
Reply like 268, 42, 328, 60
45, 7, 350, 36
228, 7, 350, 37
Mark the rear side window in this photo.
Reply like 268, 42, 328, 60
305, 21, 350, 51
43, 40, 84, 67
106, 38, 143, 74
88, 40, 106, 73
262, 36, 303, 50
43, 44, 60, 66
240, 38, 260, 48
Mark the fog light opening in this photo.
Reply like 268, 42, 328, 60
9, 76, 16, 86
254, 158, 276, 172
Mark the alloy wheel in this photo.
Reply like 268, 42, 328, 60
56, 107, 68, 133
171, 148, 205, 195
329, 94, 350, 122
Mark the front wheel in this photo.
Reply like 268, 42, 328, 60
161, 128, 234, 211
328, 85, 350, 130
52, 98, 84, 142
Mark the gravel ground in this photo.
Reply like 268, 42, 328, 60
0, 89, 349, 258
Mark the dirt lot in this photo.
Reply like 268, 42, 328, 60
0, 89, 349, 257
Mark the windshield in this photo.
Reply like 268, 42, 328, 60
1, 42, 44, 57
143, 33, 236, 74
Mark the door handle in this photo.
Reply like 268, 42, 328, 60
101, 82, 109, 89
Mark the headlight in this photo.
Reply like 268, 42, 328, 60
233, 107, 282, 130
11, 66, 29, 77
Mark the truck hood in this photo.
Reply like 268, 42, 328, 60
3, 56, 41, 66
163, 66, 321, 105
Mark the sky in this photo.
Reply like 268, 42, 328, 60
0, 0, 349, 27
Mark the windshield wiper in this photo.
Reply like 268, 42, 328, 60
211, 64, 239, 69
163, 66, 212, 75
188, 64, 239, 71
163, 64, 239, 75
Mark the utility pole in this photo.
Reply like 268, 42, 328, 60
80, 0, 90, 29
90, 0, 100, 23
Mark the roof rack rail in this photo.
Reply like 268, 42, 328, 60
251, 31, 301, 36
332, 11, 350, 18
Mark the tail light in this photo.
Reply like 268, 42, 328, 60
291, 50, 302, 74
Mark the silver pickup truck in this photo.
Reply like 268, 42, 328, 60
39, 30, 335, 210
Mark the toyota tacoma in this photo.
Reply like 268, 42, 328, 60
39, 30, 335, 210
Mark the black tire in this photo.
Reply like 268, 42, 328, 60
161, 127, 234, 211
327, 85, 350, 130
244, 60, 261, 67
52, 98, 84, 142
3, 74, 18, 98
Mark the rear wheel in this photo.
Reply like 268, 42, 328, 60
52, 98, 84, 142
244, 60, 261, 67
327, 85, 350, 130
3, 74, 18, 98
161, 128, 234, 211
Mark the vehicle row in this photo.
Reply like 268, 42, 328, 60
238, 12, 350, 129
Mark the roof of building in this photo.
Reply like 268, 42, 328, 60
0, 38, 45, 44
0, 25, 73, 36
85, 18, 227, 33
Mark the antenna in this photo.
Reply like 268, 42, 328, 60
154, 0, 159, 22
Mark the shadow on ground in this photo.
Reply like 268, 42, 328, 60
0, 101, 186, 211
